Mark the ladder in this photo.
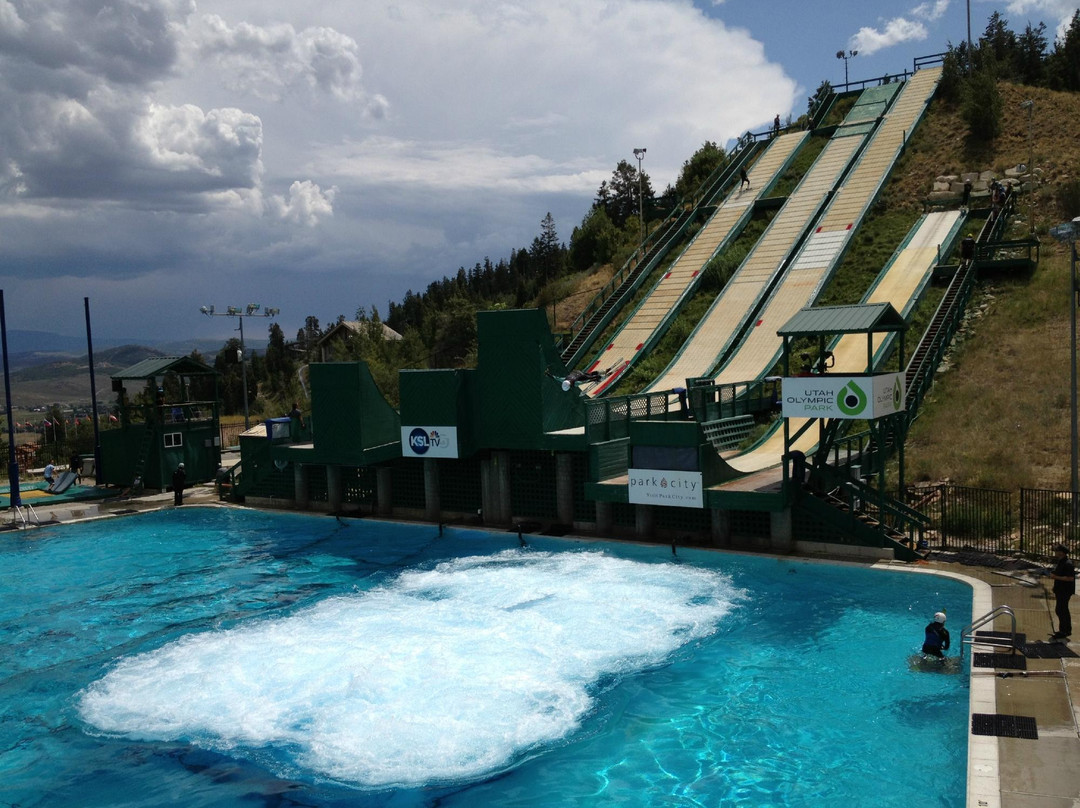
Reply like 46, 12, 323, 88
960, 605, 1018, 661
9, 503, 40, 529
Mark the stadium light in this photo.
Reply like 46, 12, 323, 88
836, 49, 858, 86
633, 147, 646, 248
200, 303, 280, 431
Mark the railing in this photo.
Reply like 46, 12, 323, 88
808, 462, 930, 547
585, 389, 689, 443
907, 484, 1014, 552
960, 605, 1018, 661
1020, 488, 1080, 556
686, 378, 781, 422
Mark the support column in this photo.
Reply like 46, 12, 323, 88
636, 503, 655, 539
770, 508, 793, 553
556, 453, 574, 525
481, 451, 512, 525
595, 500, 613, 534
711, 508, 731, 547
424, 458, 441, 522
376, 466, 393, 516
293, 463, 309, 509
327, 465, 343, 512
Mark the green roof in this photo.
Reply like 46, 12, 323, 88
111, 355, 217, 380
777, 303, 907, 337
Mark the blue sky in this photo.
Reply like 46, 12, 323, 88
0, 0, 1075, 344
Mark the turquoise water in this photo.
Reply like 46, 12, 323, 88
0, 507, 971, 806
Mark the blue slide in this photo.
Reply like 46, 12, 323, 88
49, 471, 78, 494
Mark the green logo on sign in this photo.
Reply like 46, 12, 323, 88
837, 380, 868, 416
893, 375, 903, 410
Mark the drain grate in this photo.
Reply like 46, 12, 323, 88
975, 630, 1026, 646
971, 713, 1038, 739
973, 653, 1027, 670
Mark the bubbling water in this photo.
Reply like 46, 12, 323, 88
79, 550, 743, 788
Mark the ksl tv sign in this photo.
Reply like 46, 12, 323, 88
781, 374, 905, 420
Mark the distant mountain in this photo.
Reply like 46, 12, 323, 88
2, 331, 271, 406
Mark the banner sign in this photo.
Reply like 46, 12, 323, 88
628, 469, 704, 508
781, 374, 905, 420
401, 426, 459, 458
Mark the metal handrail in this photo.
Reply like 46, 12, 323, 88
960, 604, 1017, 661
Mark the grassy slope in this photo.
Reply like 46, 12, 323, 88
898, 82, 1080, 491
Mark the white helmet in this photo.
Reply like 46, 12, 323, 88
934, 612, 946, 624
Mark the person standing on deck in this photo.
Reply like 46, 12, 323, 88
172, 462, 186, 506
1049, 544, 1075, 639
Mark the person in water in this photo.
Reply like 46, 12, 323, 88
922, 611, 950, 658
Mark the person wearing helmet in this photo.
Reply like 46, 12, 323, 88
960, 233, 976, 267
922, 611, 950, 658
172, 462, 186, 506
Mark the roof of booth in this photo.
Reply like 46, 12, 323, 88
777, 303, 907, 337
111, 356, 218, 380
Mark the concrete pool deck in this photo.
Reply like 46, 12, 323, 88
908, 557, 1080, 808
5, 492, 1077, 807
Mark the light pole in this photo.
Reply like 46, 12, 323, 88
200, 303, 280, 431
633, 147, 646, 249
836, 49, 858, 86
1020, 99, 1034, 235
1050, 217, 1080, 495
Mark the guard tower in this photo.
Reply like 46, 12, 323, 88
99, 356, 222, 490
777, 303, 909, 497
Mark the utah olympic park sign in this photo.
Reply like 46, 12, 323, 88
781, 374, 905, 420
401, 426, 459, 458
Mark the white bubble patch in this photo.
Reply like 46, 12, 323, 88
78, 550, 742, 788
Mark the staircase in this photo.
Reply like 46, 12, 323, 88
559, 206, 696, 367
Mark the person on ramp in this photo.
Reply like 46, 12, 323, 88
922, 611, 950, 658
172, 462, 186, 506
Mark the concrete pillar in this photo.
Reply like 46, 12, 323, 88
424, 458, 441, 522
480, 451, 512, 525
327, 465, 343, 512
770, 508, 793, 553
376, 466, 393, 516
293, 463, 310, 509
556, 453, 574, 525
636, 503, 655, 539
595, 500, 613, 534
711, 508, 731, 547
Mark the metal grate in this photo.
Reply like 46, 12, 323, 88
509, 451, 558, 519
390, 459, 426, 509
439, 457, 482, 513
972, 653, 1026, 670
971, 713, 1038, 739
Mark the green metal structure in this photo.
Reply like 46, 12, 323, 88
100, 356, 221, 490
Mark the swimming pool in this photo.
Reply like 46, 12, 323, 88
0, 507, 971, 806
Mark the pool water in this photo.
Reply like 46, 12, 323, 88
0, 507, 971, 807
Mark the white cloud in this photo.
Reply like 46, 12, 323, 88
190, 14, 379, 106
912, 0, 950, 21
1004, 0, 1079, 39
269, 179, 336, 226
850, 17, 929, 56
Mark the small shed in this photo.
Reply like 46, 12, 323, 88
316, 320, 403, 362
99, 356, 222, 491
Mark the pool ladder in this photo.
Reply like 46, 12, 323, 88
959, 605, 1018, 661
9, 503, 41, 529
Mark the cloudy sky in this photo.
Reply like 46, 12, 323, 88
1, 0, 1076, 344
